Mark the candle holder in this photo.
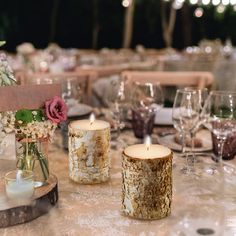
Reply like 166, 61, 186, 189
4, 170, 34, 204
122, 144, 172, 220
68, 119, 110, 184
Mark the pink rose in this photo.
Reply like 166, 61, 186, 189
45, 96, 67, 124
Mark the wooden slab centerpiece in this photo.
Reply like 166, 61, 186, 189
0, 174, 58, 228
122, 138, 172, 220
0, 84, 62, 227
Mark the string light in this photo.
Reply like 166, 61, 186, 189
217, 4, 225, 12
222, 0, 230, 5
161, 0, 236, 7
194, 7, 204, 17
122, 0, 131, 7
172, 0, 184, 9
202, 0, 211, 5
190, 0, 199, 4
212, 0, 221, 6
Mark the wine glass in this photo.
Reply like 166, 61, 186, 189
131, 82, 164, 139
104, 78, 127, 148
172, 89, 202, 172
62, 77, 84, 106
173, 89, 188, 155
184, 87, 208, 160
202, 91, 236, 164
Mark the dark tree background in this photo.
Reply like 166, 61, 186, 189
0, 0, 236, 52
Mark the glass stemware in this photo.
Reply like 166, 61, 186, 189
104, 78, 126, 148
172, 90, 187, 155
62, 77, 84, 106
184, 87, 208, 161
131, 82, 164, 139
172, 89, 202, 172
202, 91, 236, 164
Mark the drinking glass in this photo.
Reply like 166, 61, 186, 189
104, 78, 127, 148
172, 90, 187, 155
62, 77, 85, 106
184, 87, 208, 160
131, 82, 164, 139
202, 91, 236, 164
172, 89, 202, 172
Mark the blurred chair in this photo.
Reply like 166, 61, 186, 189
122, 71, 214, 89
76, 64, 129, 77
23, 71, 96, 104
76, 65, 129, 106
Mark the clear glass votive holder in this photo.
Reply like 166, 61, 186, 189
5, 170, 34, 204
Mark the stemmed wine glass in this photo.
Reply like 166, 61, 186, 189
104, 78, 127, 148
201, 91, 236, 164
172, 89, 188, 155
184, 87, 208, 159
62, 77, 84, 106
131, 82, 164, 139
172, 89, 202, 172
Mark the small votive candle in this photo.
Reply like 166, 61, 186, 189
122, 137, 172, 220
68, 113, 110, 184
5, 170, 34, 203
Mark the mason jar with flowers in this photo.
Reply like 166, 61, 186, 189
15, 96, 67, 187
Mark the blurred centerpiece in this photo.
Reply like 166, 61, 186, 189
0, 48, 17, 154
14, 96, 67, 187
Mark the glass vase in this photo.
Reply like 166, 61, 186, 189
15, 135, 49, 187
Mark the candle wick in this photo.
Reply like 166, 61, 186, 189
147, 146, 150, 151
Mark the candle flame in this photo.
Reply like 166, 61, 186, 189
144, 135, 151, 151
89, 113, 95, 125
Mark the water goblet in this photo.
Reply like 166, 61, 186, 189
172, 89, 202, 172
104, 78, 127, 149
202, 91, 236, 164
131, 82, 164, 139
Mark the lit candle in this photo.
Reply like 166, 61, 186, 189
122, 137, 173, 220
5, 170, 34, 203
68, 113, 110, 184
124, 136, 171, 159
70, 113, 110, 131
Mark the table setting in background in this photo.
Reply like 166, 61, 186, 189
1, 49, 236, 236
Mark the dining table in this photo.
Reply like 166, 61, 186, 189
0, 124, 236, 236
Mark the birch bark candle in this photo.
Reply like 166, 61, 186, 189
122, 137, 172, 220
68, 114, 110, 184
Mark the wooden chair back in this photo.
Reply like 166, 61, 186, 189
76, 64, 129, 78
23, 71, 96, 104
122, 71, 214, 89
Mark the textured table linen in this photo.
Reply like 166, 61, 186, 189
0, 129, 236, 236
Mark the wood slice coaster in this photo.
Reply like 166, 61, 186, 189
0, 174, 58, 228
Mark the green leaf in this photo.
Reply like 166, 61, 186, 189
34, 109, 44, 121
15, 109, 33, 124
